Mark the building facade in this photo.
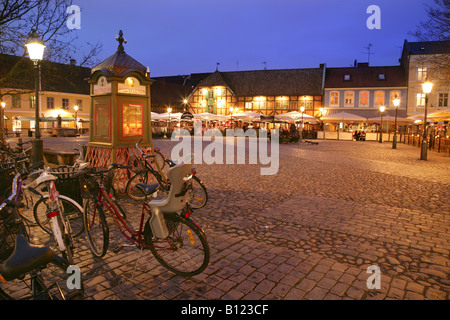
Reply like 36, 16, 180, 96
186, 67, 325, 117
324, 63, 408, 119
399, 40, 450, 116
0, 54, 91, 134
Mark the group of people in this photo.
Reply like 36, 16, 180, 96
353, 131, 366, 141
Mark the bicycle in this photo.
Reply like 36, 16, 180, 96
30, 146, 88, 243
25, 166, 84, 264
78, 161, 210, 276
0, 161, 83, 300
126, 140, 208, 209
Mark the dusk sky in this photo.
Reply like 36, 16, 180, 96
70, 0, 431, 76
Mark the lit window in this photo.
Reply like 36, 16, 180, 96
330, 91, 339, 105
390, 91, 401, 107
345, 91, 354, 106
29, 96, 36, 109
360, 91, 369, 106
245, 102, 252, 110
374, 91, 384, 106
417, 67, 428, 81
416, 93, 426, 107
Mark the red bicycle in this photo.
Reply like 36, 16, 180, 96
78, 162, 210, 276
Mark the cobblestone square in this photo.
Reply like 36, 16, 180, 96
10, 136, 450, 301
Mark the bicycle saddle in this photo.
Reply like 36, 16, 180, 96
1, 235, 54, 281
135, 183, 159, 196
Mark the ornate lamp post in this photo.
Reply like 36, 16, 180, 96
420, 80, 434, 160
379, 105, 385, 143
392, 95, 400, 149
25, 30, 45, 163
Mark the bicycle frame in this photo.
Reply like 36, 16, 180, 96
94, 187, 154, 248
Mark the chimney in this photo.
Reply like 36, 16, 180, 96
70, 58, 76, 66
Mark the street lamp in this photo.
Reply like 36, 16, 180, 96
74, 105, 79, 135
25, 30, 45, 163
229, 107, 234, 128
167, 107, 172, 136
392, 94, 400, 149
421, 79, 434, 160
300, 106, 305, 140
379, 105, 385, 143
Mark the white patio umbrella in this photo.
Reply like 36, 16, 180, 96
275, 111, 318, 123
193, 112, 217, 120
151, 112, 163, 120
321, 112, 367, 122
230, 111, 264, 121
159, 112, 182, 120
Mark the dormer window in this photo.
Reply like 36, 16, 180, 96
343, 74, 351, 81
378, 74, 386, 80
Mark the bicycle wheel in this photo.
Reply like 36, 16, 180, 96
0, 254, 83, 300
55, 213, 75, 265
189, 176, 208, 209
144, 213, 210, 276
126, 170, 158, 201
84, 200, 109, 258
33, 195, 84, 238
0, 215, 26, 264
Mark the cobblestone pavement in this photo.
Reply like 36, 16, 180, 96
9, 136, 450, 301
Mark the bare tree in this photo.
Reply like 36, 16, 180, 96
0, 0, 101, 105
410, 0, 450, 42
0, 0, 101, 67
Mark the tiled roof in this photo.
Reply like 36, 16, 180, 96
151, 80, 194, 106
197, 68, 324, 96
325, 65, 407, 88
91, 51, 147, 76
402, 40, 450, 55
0, 53, 90, 94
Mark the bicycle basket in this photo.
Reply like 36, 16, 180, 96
79, 175, 99, 200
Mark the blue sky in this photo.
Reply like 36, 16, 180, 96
70, 0, 431, 76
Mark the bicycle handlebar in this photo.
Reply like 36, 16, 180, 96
19, 160, 44, 179
0, 160, 41, 211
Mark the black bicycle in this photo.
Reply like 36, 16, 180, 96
126, 140, 208, 209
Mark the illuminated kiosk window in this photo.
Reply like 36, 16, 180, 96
94, 103, 111, 140
122, 103, 143, 137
